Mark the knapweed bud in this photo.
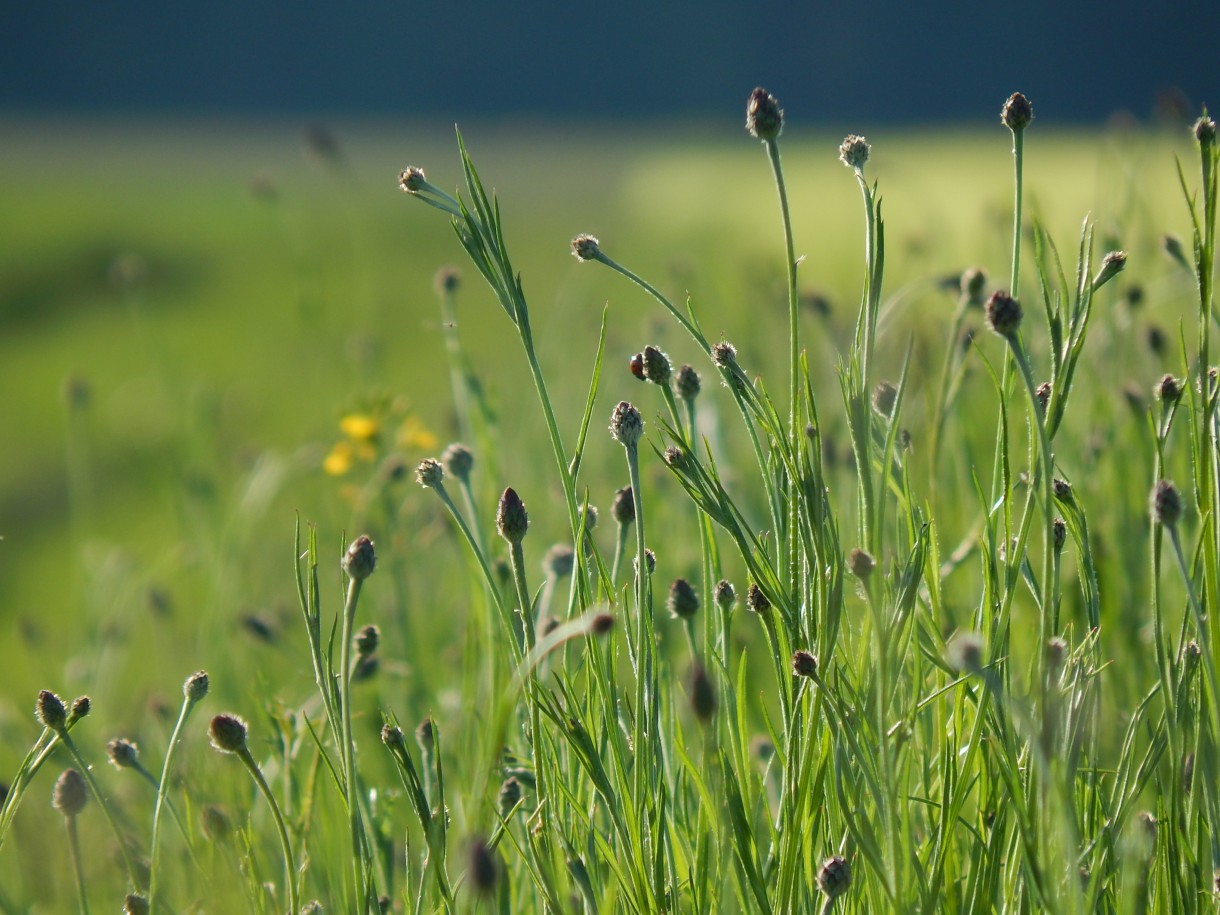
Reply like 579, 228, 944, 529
498, 776, 523, 816
123, 893, 150, 915
817, 855, 852, 900
416, 718, 435, 754
497, 487, 529, 544
380, 724, 406, 751
107, 738, 140, 770
960, 267, 987, 308
355, 624, 380, 658
200, 804, 232, 843
342, 535, 377, 581
848, 548, 876, 580
946, 632, 985, 674
36, 690, 68, 732
1092, 250, 1127, 290
52, 768, 88, 817
986, 290, 1022, 337
688, 663, 717, 722
434, 266, 461, 295
711, 341, 738, 368
641, 345, 672, 385
416, 458, 445, 489
398, 166, 427, 193
1195, 114, 1217, 146
746, 87, 784, 140
1162, 234, 1189, 269
872, 381, 897, 417
746, 582, 771, 614
663, 445, 690, 471
612, 486, 635, 526
667, 578, 699, 620
68, 696, 91, 723
468, 839, 499, 895
570, 234, 601, 262
1052, 478, 1075, 504
609, 401, 643, 448
838, 134, 870, 170
1151, 479, 1182, 527
1035, 381, 1052, 416
1156, 374, 1182, 404
791, 650, 818, 678
441, 443, 474, 483
184, 670, 209, 703
633, 548, 656, 576
588, 611, 615, 635
208, 714, 249, 755
675, 364, 701, 402
1052, 517, 1066, 551
713, 579, 736, 612
1001, 92, 1033, 132
543, 544, 575, 579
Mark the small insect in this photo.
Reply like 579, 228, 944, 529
629, 352, 646, 380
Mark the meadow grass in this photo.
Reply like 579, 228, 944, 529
0, 101, 1216, 913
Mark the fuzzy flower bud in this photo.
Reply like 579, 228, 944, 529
1092, 250, 1127, 290
184, 670, 209, 703
612, 486, 635, 525
497, 487, 529, 544
986, 290, 1023, 338
1195, 114, 1217, 147
746, 87, 784, 140
641, 345, 672, 385
1052, 517, 1067, 551
713, 580, 736, 612
674, 364, 701, 401
1156, 374, 1182, 404
1036, 381, 1052, 416
416, 458, 445, 488
416, 718, 435, 754
791, 650, 818, 678
960, 267, 988, 308
342, 535, 377, 581
588, 611, 615, 635
633, 548, 656, 576
1151, 479, 1182, 527
468, 839, 499, 894
543, 544, 575, 579
1001, 92, 1033, 132
208, 713, 249, 755
710, 341, 738, 368
354, 624, 380, 658
498, 776, 523, 817
817, 855, 852, 900
53, 768, 88, 817
397, 167, 426, 193
746, 582, 771, 614
872, 381, 897, 417
441, 443, 474, 483
571, 234, 601, 262
107, 738, 141, 770
609, 401, 643, 448
434, 266, 461, 295
36, 690, 68, 732
380, 724, 406, 751
667, 578, 700, 620
68, 696, 91, 723
688, 663, 717, 722
124, 894, 150, 915
838, 134, 870, 170
848, 548, 876, 580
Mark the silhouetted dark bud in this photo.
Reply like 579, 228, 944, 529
570, 234, 601, 262
342, 535, 377, 581
354, 624, 380, 658
675, 364, 701, 402
107, 738, 140, 770
713, 580, 736, 612
817, 855, 852, 900
1052, 518, 1066, 551
468, 839, 499, 895
36, 690, 68, 732
498, 776, 523, 817
1195, 114, 1217, 146
791, 650, 818, 678
848, 548, 876, 580
872, 382, 897, 417
1001, 92, 1033, 131
612, 486, 635, 526
746, 87, 784, 141
1151, 479, 1182, 527
123, 893, 150, 915
441, 443, 474, 484
960, 267, 987, 308
1156, 374, 1182, 404
746, 582, 771, 614
667, 578, 699, 620
946, 632, 984, 674
641, 345, 672, 385
497, 488, 529, 544
208, 714, 249, 754
688, 663, 717, 722
986, 290, 1022, 337
588, 611, 615, 635
434, 266, 461, 295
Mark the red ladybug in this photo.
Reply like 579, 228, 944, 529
630, 352, 646, 380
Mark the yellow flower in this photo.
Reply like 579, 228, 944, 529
323, 441, 355, 476
397, 415, 438, 450
340, 414, 380, 444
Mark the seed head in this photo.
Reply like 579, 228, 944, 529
1156, 374, 1182, 404
354, 623, 380, 658
848, 548, 876, 580
960, 267, 988, 308
675, 364, 701, 402
397, 166, 426, 193
872, 381, 897, 417
946, 632, 985, 674
1001, 92, 1033, 132
985, 290, 1023, 338
415, 458, 445, 489
36, 690, 68, 732
791, 650, 818, 678
711, 341, 738, 368
817, 855, 852, 900
667, 578, 700, 620
123, 894, 150, 915
612, 486, 635, 526
1052, 517, 1066, 551
641, 345, 672, 385
468, 838, 499, 895
609, 401, 644, 448
441, 443, 474, 483
746, 582, 771, 614
184, 670, 209, 703
107, 738, 140, 770
496, 487, 529, 544
416, 718, 436, 754
342, 535, 377, 581
1195, 114, 1217, 146
434, 266, 461, 295
544, 544, 575, 579
498, 776, 523, 816
713, 579, 736, 612
746, 87, 784, 140
838, 134, 870, 170
1151, 479, 1182, 527
208, 713, 249, 755
688, 663, 717, 722
571, 234, 601, 262
633, 548, 656, 576
52, 768, 88, 817
1093, 250, 1127, 289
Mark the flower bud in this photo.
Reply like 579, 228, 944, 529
123, 894, 150, 915
441, 443, 474, 484
675, 364, 701, 402
848, 548, 875, 580
184, 670, 210, 703
416, 458, 445, 489
667, 578, 699, 620
342, 535, 377, 581
791, 650, 818, 678
208, 714, 249, 755
1001, 92, 1033, 132
497, 488, 529, 544
713, 580, 736, 612
746, 582, 771, 614
570, 234, 601, 262
641, 345, 672, 386
107, 738, 140, 770
609, 401, 643, 448
986, 290, 1022, 337
543, 544, 575, 579
817, 855, 852, 900
52, 768, 88, 817
397, 167, 426, 193
36, 690, 68, 732
498, 776, 523, 816
1151, 479, 1182, 527
355, 624, 380, 658
612, 486, 635, 526
688, 663, 717, 722
838, 134, 870, 170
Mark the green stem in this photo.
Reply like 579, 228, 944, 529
1011, 129, 1025, 298
238, 747, 299, 915
150, 694, 201, 912
65, 815, 90, 915
56, 732, 142, 890
339, 576, 370, 911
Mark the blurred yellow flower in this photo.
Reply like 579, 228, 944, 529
340, 414, 380, 444
398, 416, 438, 450
323, 440, 355, 476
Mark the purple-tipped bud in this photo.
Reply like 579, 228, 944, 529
184, 670, 209, 703
398, 166, 427, 193
711, 341, 738, 368
1052, 478, 1075, 504
52, 768, 88, 817
416, 458, 445, 488
1151, 479, 1182, 527
746, 582, 771, 614
609, 401, 644, 448
1052, 518, 1067, 551
1001, 92, 1033, 132
441, 443, 474, 483
36, 690, 68, 732
792, 650, 818, 678
69, 696, 91, 722
986, 290, 1023, 338
667, 578, 699, 620
208, 714, 249, 754
571, 234, 601, 262
1156, 374, 1182, 404
497, 487, 529, 544
746, 87, 784, 141
838, 134, 870, 170
107, 738, 140, 770
713, 579, 736, 612
641, 345, 672, 385
1195, 114, 1217, 146
612, 486, 635, 525
817, 855, 852, 900
342, 535, 377, 581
